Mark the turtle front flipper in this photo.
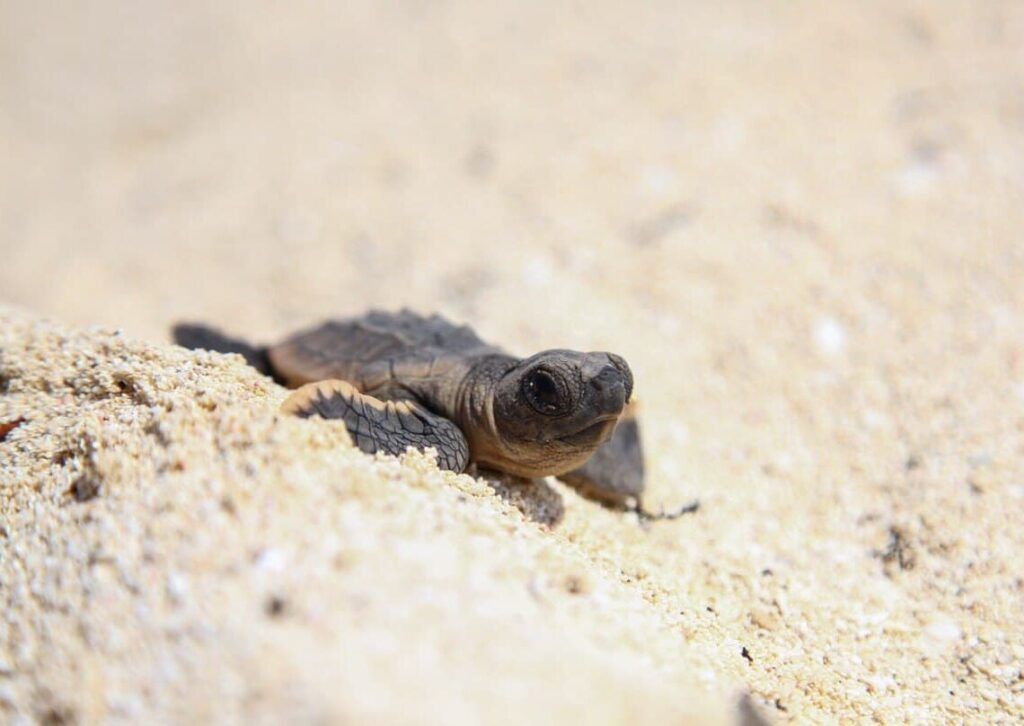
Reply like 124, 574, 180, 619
281, 380, 470, 472
556, 404, 699, 520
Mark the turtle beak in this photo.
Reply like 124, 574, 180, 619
581, 353, 630, 417
557, 414, 619, 445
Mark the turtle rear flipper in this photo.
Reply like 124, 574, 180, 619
282, 379, 470, 472
172, 323, 277, 379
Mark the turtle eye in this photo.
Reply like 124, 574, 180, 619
524, 368, 566, 415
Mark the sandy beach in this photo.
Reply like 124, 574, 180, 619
2, 1, 1023, 722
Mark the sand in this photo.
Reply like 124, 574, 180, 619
2, 0, 1024, 723
0, 309, 733, 724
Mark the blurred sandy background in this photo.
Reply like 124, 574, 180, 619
2, 0, 1024, 723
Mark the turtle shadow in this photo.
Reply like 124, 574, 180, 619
478, 470, 565, 527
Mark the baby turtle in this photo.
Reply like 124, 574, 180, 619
173, 310, 696, 519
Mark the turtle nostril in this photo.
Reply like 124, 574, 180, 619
605, 354, 633, 400
590, 365, 625, 398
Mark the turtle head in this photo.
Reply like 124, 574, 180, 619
488, 350, 634, 477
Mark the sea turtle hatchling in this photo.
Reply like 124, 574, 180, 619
173, 310, 696, 519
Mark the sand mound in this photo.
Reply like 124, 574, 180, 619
0, 308, 736, 724
4, 307, 1022, 724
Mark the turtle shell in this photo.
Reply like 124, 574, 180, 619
267, 309, 502, 395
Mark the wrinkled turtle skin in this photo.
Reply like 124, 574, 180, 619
173, 310, 696, 519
